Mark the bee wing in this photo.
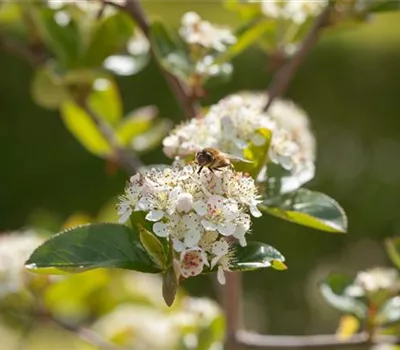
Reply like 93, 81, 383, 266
223, 152, 253, 163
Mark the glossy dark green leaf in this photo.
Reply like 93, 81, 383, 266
32, 8, 82, 68
231, 241, 286, 271
261, 189, 348, 233
320, 274, 367, 319
31, 67, 69, 110
385, 237, 400, 270
150, 20, 191, 82
137, 224, 166, 270
83, 12, 134, 67
25, 223, 161, 274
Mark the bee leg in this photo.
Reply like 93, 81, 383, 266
197, 166, 204, 174
208, 167, 214, 174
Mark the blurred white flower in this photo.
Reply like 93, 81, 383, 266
163, 92, 316, 192
261, 0, 326, 24
0, 231, 43, 298
47, 0, 127, 17
179, 12, 236, 52
117, 164, 261, 282
346, 268, 400, 298
127, 29, 150, 56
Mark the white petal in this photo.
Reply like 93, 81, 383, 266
137, 198, 152, 211
176, 192, 194, 213
184, 230, 201, 248
208, 195, 224, 208
217, 266, 226, 285
250, 204, 262, 218
193, 200, 207, 216
153, 222, 170, 237
211, 239, 229, 256
251, 133, 266, 146
172, 238, 186, 252
201, 219, 218, 231
217, 222, 236, 236
145, 210, 164, 222
118, 208, 132, 223
210, 255, 221, 269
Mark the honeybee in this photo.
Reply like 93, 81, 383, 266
195, 147, 252, 174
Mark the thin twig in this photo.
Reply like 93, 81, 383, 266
122, 0, 198, 119
51, 317, 124, 350
0, 36, 44, 67
264, 5, 333, 111
236, 330, 400, 349
76, 98, 143, 174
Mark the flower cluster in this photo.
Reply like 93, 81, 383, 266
345, 268, 400, 298
0, 231, 43, 298
260, 0, 326, 25
163, 92, 316, 192
117, 164, 262, 284
179, 12, 236, 52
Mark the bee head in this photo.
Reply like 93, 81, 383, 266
195, 149, 213, 166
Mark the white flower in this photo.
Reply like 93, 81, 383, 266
117, 164, 262, 282
127, 29, 150, 56
180, 248, 209, 278
346, 268, 400, 297
179, 12, 236, 52
163, 92, 316, 192
0, 231, 43, 298
261, 0, 326, 25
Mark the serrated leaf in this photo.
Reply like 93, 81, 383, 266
261, 189, 348, 233
88, 78, 122, 125
150, 20, 192, 83
83, 12, 134, 67
320, 274, 367, 319
116, 106, 157, 146
231, 241, 286, 271
385, 237, 400, 270
25, 223, 161, 274
137, 224, 166, 270
31, 67, 69, 110
61, 100, 112, 156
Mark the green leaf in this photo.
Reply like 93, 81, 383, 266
83, 12, 134, 67
368, 0, 400, 13
31, 67, 69, 110
150, 20, 192, 82
103, 54, 150, 76
116, 106, 157, 146
320, 274, 368, 319
88, 78, 122, 125
231, 241, 286, 271
131, 119, 172, 154
25, 223, 161, 274
261, 189, 348, 233
32, 7, 82, 68
216, 19, 273, 64
137, 224, 166, 270
376, 296, 400, 326
385, 237, 400, 270
162, 238, 178, 307
61, 100, 112, 157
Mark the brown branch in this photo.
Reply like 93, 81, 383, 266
264, 5, 333, 111
122, 0, 197, 119
0, 36, 44, 67
236, 330, 400, 349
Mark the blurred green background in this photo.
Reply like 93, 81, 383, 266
1, 1, 400, 346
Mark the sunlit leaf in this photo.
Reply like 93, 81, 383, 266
88, 78, 122, 125
61, 100, 112, 156
385, 237, 400, 270
131, 119, 172, 153
137, 224, 166, 270
261, 189, 348, 233
31, 67, 69, 110
197, 314, 226, 350
231, 241, 286, 271
116, 106, 157, 146
162, 239, 178, 306
83, 11, 134, 67
150, 20, 192, 82
103, 54, 149, 76
25, 223, 161, 274
320, 274, 367, 319
376, 296, 400, 326
336, 315, 360, 340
